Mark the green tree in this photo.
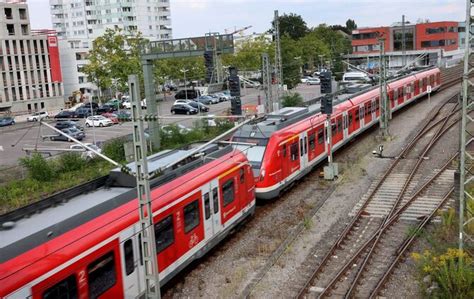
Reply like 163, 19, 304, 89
274, 13, 309, 40
346, 19, 357, 32
282, 92, 304, 107
83, 28, 148, 98
154, 57, 205, 85
222, 36, 272, 71
281, 36, 302, 89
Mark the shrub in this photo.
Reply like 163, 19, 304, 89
19, 153, 57, 182
412, 248, 474, 298
282, 92, 304, 107
102, 137, 127, 162
58, 152, 87, 172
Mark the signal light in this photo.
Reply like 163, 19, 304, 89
320, 95, 333, 115
320, 71, 332, 94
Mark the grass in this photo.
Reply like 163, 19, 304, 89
0, 121, 235, 214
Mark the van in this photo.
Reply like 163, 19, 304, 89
342, 72, 371, 84
174, 89, 201, 100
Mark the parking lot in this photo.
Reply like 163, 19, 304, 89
0, 84, 321, 167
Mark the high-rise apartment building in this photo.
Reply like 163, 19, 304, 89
49, 0, 172, 97
0, 0, 63, 113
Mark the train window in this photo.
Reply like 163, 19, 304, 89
423, 78, 427, 88
300, 139, 304, 156
212, 187, 219, 214
42, 274, 78, 299
222, 179, 235, 207
204, 193, 210, 220
309, 133, 316, 150
87, 251, 117, 299
360, 107, 364, 119
366, 103, 371, 115
355, 109, 360, 121
184, 200, 200, 233
317, 129, 324, 144
124, 239, 134, 276
337, 118, 342, 132
348, 113, 353, 126
240, 168, 245, 183
282, 145, 287, 157
155, 215, 174, 252
138, 234, 143, 265
331, 121, 337, 135
290, 142, 298, 161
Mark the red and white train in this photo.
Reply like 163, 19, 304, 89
0, 67, 441, 298
232, 67, 441, 199
0, 146, 255, 298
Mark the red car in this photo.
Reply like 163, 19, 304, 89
100, 112, 119, 124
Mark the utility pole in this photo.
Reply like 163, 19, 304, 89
378, 37, 390, 137
143, 59, 160, 150
274, 10, 283, 110
262, 53, 273, 113
129, 75, 161, 299
402, 15, 406, 67
459, 0, 474, 254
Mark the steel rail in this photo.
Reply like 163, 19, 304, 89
320, 104, 458, 298
296, 94, 458, 299
368, 187, 455, 299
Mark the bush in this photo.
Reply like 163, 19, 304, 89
58, 153, 87, 172
282, 92, 304, 107
19, 153, 57, 182
102, 137, 127, 162
412, 248, 474, 298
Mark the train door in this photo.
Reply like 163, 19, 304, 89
289, 139, 300, 174
422, 77, 427, 92
437, 73, 441, 85
374, 98, 380, 118
335, 116, 343, 144
359, 105, 365, 128
120, 227, 144, 298
209, 179, 222, 234
414, 80, 420, 96
342, 111, 349, 140
280, 143, 290, 179
299, 132, 308, 170
364, 101, 372, 124
316, 126, 325, 157
307, 129, 317, 162
202, 184, 214, 239
389, 90, 395, 110
351, 108, 360, 133
397, 87, 404, 105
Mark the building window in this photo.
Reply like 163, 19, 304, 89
19, 8, 27, 20
87, 252, 117, 298
6, 24, 14, 36
4, 8, 12, 19
426, 27, 446, 34
21, 25, 28, 35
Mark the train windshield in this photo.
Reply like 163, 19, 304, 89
233, 145, 266, 169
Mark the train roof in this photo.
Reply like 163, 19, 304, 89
233, 67, 439, 140
0, 144, 231, 264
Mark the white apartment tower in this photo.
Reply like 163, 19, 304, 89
49, 0, 172, 97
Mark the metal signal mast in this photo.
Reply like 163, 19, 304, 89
262, 53, 273, 113
274, 10, 283, 109
459, 0, 474, 254
378, 37, 390, 138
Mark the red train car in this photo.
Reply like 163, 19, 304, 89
233, 67, 441, 199
0, 146, 255, 298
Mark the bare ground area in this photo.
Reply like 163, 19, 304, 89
163, 86, 461, 299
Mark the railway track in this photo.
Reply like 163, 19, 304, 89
296, 93, 461, 298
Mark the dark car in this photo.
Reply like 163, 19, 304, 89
83, 102, 99, 110
54, 110, 76, 119
0, 117, 15, 127
170, 103, 198, 115
174, 89, 201, 100
96, 104, 115, 114
50, 127, 85, 142
74, 107, 92, 118
116, 110, 132, 122
188, 101, 209, 112
55, 120, 84, 131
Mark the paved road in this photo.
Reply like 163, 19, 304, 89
0, 84, 321, 167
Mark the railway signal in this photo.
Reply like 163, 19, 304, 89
320, 95, 333, 115
320, 71, 332, 94
321, 93, 338, 180
204, 50, 214, 84
229, 66, 242, 115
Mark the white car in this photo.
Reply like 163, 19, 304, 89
173, 99, 194, 105
122, 99, 131, 109
300, 76, 312, 83
27, 111, 49, 122
70, 143, 101, 159
85, 116, 113, 127
307, 77, 321, 85
214, 93, 232, 101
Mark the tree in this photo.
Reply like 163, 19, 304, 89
346, 19, 357, 32
83, 28, 148, 98
154, 57, 205, 85
282, 92, 304, 107
281, 36, 302, 89
222, 36, 272, 71
274, 13, 309, 40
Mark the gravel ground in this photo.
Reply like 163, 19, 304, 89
162, 86, 461, 298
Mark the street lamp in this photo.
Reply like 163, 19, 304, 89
180, 68, 189, 101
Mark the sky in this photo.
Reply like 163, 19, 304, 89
27, 0, 466, 38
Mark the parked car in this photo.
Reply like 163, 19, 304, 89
342, 71, 371, 84
208, 94, 223, 103
173, 99, 193, 106
54, 110, 76, 119
74, 107, 92, 118
106, 99, 121, 109
300, 76, 312, 83
188, 101, 209, 112
306, 77, 321, 85
170, 103, 198, 115
70, 143, 101, 159
122, 99, 131, 109
115, 110, 132, 121
82, 102, 99, 110
214, 92, 232, 101
0, 117, 15, 127
55, 120, 83, 131
85, 115, 114, 127
96, 104, 115, 114
100, 112, 119, 124
50, 127, 85, 142
26, 111, 49, 122
197, 95, 218, 105
174, 89, 201, 100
